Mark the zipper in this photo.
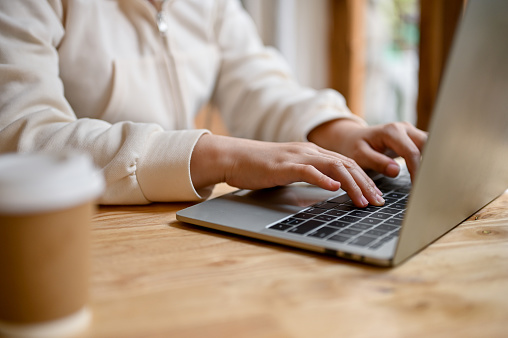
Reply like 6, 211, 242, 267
149, 0, 169, 35
156, 9, 169, 35
144, 0, 189, 128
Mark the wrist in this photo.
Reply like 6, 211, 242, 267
308, 118, 365, 152
190, 134, 226, 189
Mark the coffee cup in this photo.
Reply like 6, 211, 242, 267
0, 152, 104, 337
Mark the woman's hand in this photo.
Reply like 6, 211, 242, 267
190, 134, 385, 207
308, 119, 428, 181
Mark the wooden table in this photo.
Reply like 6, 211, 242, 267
86, 184, 508, 337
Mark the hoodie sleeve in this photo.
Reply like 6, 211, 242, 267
211, 0, 366, 143
0, 0, 211, 204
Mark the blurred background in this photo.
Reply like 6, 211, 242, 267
197, 0, 465, 134
241, 0, 419, 126
240, 0, 466, 130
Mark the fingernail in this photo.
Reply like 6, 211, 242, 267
376, 195, 385, 205
360, 196, 369, 207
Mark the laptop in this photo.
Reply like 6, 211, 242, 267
177, 0, 508, 266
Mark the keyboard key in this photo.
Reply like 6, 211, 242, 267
365, 229, 388, 236
281, 217, 305, 225
386, 192, 406, 199
381, 207, 400, 215
328, 234, 350, 243
382, 197, 400, 204
302, 207, 325, 214
314, 214, 336, 222
349, 210, 371, 218
269, 223, 293, 231
288, 220, 325, 234
376, 224, 398, 232
350, 223, 373, 230
364, 205, 383, 212
349, 235, 377, 247
339, 215, 362, 223
370, 212, 392, 220
384, 218, 402, 226
293, 212, 315, 219
325, 209, 348, 217
357, 217, 383, 226
390, 203, 405, 210
307, 226, 338, 239
328, 220, 350, 228
394, 213, 405, 219
338, 228, 362, 236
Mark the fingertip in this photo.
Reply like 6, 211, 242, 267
370, 195, 385, 207
317, 176, 341, 191
385, 162, 400, 177
354, 196, 369, 208
329, 180, 341, 191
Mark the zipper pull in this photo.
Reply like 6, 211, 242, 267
149, 0, 168, 35
156, 11, 168, 35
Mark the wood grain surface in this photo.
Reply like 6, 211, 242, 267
84, 184, 508, 338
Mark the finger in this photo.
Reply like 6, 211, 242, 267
356, 142, 401, 178
345, 163, 386, 206
290, 163, 342, 191
344, 157, 384, 196
406, 125, 428, 151
311, 147, 384, 200
381, 129, 422, 180
289, 144, 383, 207
296, 151, 365, 207
327, 161, 369, 207
318, 157, 382, 207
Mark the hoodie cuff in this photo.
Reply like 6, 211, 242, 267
136, 129, 212, 202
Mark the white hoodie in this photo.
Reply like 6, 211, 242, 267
0, 0, 363, 204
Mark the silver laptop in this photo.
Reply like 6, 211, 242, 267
177, 0, 508, 266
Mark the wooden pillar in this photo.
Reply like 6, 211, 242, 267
328, 0, 366, 117
417, 0, 466, 130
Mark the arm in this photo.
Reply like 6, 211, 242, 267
0, 0, 210, 204
210, 0, 366, 143
190, 134, 385, 207
189, 0, 425, 207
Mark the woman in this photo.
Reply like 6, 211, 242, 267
0, 0, 426, 206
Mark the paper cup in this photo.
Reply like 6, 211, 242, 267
0, 152, 104, 337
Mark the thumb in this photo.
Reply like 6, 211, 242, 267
357, 143, 400, 177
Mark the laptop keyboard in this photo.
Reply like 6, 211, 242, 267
267, 171, 411, 250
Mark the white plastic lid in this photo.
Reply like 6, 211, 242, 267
0, 152, 104, 214
0, 306, 91, 338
